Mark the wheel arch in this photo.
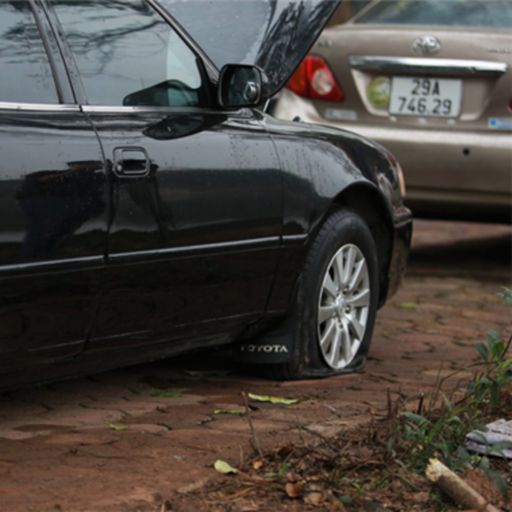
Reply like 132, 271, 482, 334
233, 182, 395, 370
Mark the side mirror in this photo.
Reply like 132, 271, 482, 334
218, 64, 270, 109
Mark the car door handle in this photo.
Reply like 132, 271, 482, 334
113, 147, 150, 178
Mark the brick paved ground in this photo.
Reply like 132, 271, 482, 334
0, 220, 510, 512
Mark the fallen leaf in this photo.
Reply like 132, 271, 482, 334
390, 479, 402, 492
347, 446, 372, 460
305, 491, 323, 506
252, 459, 264, 470
153, 390, 183, 398
398, 302, 418, 310
286, 471, 301, 482
248, 393, 299, 405
214, 459, 238, 475
285, 481, 302, 499
213, 408, 245, 416
108, 423, 128, 432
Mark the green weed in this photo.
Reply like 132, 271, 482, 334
387, 288, 512, 482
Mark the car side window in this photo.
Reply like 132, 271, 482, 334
51, 0, 207, 108
0, 1, 59, 104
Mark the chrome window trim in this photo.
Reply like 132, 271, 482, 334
349, 56, 508, 76
0, 101, 80, 112
0, 103, 242, 116
81, 105, 249, 116
82, 105, 184, 114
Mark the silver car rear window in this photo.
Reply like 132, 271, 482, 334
355, 0, 512, 28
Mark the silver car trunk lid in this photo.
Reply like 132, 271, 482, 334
309, 25, 510, 132
156, 0, 341, 97
327, 0, 512, 129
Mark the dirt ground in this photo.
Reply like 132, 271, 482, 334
0, 220, 511, 512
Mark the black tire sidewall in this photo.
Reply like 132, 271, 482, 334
298, 210, 380, 375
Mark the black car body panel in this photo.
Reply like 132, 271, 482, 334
0, 108, 107, 370
0, 0, 412, 389
84, 109, 283, 351
261, 115, 411, 312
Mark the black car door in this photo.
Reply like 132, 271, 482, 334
48, 0, 283, 350
0, 1, 107, 370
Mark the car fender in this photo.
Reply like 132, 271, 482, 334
234, 114, 407, 365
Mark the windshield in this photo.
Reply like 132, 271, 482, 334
355, 0, 512, 28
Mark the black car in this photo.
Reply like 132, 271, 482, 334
0, 0, 412, 389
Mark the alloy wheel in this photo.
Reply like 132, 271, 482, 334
317, 243, 371, 369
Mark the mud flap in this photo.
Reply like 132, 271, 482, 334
233, 328, 294, 364
233, 328, 368, 375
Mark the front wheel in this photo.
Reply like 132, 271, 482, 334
317, 242, 372, 369
268, 209, 380, 379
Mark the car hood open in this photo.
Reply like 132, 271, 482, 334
157, 0, 340, 98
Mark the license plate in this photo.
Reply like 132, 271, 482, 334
389, 77, 462, 118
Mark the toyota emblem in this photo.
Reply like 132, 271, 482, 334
413, 35, 442, 56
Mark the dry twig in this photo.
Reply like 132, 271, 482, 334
242, 392, 264, 460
